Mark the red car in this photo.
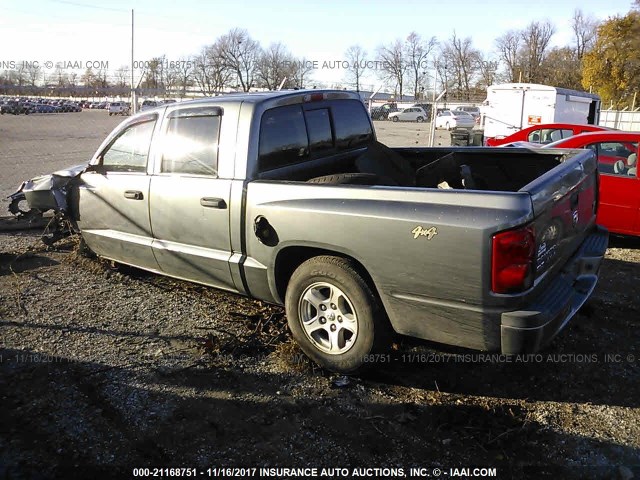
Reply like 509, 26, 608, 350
544, 131, 639, 237
485, 123, 610, 147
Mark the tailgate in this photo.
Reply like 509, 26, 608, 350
522, 148, 599, 282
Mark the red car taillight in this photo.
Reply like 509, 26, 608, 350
491, 226, 536, 294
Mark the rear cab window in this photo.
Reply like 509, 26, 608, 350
258, 99, 373, 172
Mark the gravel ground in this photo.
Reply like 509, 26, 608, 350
0, 111, 639, 479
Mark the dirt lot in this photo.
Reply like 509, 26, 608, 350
0, 111, 638, 479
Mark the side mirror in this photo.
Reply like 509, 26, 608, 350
84, 162, 105, 174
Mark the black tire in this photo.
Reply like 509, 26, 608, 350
285, 256, 390, 373
307, 173, 381, 185
416, 116, 424, 123
392, 116, 399, 122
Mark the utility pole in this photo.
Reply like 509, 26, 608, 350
131, 9, 136, 114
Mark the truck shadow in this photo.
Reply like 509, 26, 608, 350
1, 345, 637, 479
0, 252, 60, 277
608, 235, 640, 249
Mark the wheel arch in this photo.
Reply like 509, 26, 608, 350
273, 246, 382, 310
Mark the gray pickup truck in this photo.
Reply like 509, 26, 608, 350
10, 90, 608, 373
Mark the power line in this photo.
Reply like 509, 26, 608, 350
49, 0, 129, 13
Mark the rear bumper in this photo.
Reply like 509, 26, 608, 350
500, 225, 608, 354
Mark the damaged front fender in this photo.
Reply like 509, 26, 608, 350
8, 163, 88, 216
7, 163, 88, 245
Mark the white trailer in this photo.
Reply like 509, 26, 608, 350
481, 83, 601, 141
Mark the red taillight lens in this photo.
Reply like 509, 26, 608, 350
491, 226, 536, 294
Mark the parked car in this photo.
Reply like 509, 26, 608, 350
108, 102, 130, 116
434, 110, 475, 130
387, 107, 427, 123
542, 131, 639, 237
486, 123, 610, 147
140, 100, 161, 111
370, 102, 399, 120
0, 101, 33, 115
34, 103, 61, 113
9, 89, 607, 373
411, 103, 432, 118
454, 106, 481, 123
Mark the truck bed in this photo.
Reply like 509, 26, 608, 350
245, 143, 601, 351
257, 141, 565, 193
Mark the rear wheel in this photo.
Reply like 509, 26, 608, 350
285, 256, 390, 373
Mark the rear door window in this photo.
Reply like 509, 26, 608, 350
160, 107, 221, 176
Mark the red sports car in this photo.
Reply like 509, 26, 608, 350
485, 123, 610, 147
543, 131, 639, 237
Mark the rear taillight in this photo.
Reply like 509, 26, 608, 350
491, 226, 536, 294
304, 93, 324, 102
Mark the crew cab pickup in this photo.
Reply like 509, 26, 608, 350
10, 90, 608, 373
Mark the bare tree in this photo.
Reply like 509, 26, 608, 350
81, 67, 94, 88
290, 57, 314, 88
192, 45, 232, 95
541, 46, 582, 89
344, 45, 368, 92
25, 63, 41, 87
115, 65, 130, 88
173, 57, 194, 96
257, 43, 296, 90
141, 56, 165, 91
404, 32, 437, 99
475, 53, 500, 88
377, 39, 408, 98
495, 30, 522, 82
439, 32, 480, 99
218, 28, 261, 91
68, 72, 78, 88
572, 9, 599, 60
521, 20, 555, 82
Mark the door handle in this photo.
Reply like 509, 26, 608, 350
124, 190, 143, 200
200, 197, 227, 209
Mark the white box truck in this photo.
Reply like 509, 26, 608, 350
481, 83, 601, 142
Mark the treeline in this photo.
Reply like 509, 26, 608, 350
1, 4, 639, 107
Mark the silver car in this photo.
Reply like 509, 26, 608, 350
435, 110, 475, 130
387, 107, 427, 123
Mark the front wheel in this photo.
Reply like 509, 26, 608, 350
392, 116, 399, 122
416, 116, 424, 123
446, 122, 451, 130
285, 256, 390, 373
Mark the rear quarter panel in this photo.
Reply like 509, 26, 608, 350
243, 182, 534, 350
